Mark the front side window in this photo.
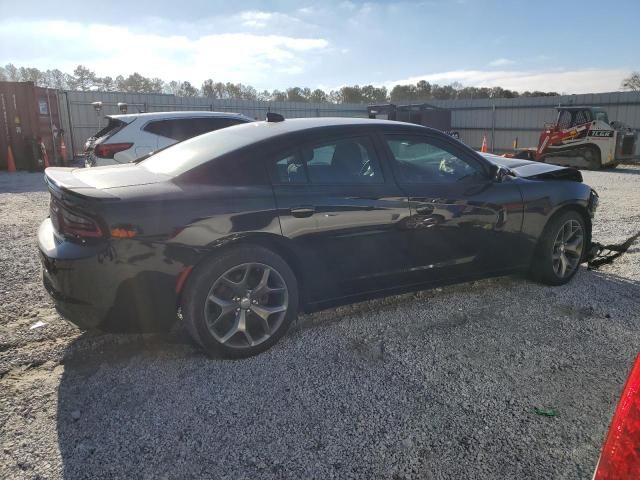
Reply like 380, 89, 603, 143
558, 110, 572, 130
269, 150, 308, 184
573, 110, 591, 126
302, 136, 383, 184
385, 135, 484, 184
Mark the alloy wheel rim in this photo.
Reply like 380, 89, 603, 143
204, 263, 288, 349
551, 220, 584, 279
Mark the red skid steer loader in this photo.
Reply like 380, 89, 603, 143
517, 106, 637, 169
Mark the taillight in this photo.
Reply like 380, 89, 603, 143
50, 199, 104, 240
594, 354, 640, 480
94, 142, 133, 159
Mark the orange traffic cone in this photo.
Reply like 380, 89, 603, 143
40, 141, 50, 168
59, 138, 67, 165
7, 145, 16, 172
480, 135, 488, 153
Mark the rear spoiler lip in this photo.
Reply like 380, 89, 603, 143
44, 168, 120, 200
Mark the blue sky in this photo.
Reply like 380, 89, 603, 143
1, 0, 638, 93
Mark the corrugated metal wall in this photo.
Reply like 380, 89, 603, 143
57, 89, 640, 157
430, 91, 640, 154
58, 91, 369, 155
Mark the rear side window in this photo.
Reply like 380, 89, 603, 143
267, 136, 383, 185
144, 117, 244, 141
303, 136, 383, 184
178, 148, 267, 186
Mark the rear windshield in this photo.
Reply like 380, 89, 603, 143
93, 118, 125, 139
140, 122, 268, 176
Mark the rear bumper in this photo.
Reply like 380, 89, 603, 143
39, 219, 115, 329
38, 218, 181, 332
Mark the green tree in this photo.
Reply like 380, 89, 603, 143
3, 63, 19, 81
389, 84, 417, 103
202, 79, 217, 98
415, 80, 431, 100
309, 88, 328, 103
361, 85, 388, 103
149, 78, 165, 93
258, 89, 272, 101
270, 90, 287, 101
97, 76, 116, 91
69, 65, 97, 91
240, 84, 258, 100
43, 69, 70, 90
18, 67, 45, 86
177, 81, 198, 96
286, 87, 309, 102
622, 72, 640, 90
338, 85, 365, 103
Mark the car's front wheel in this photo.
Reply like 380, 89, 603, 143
531, 210, 586, 286
182, 245, 298, 358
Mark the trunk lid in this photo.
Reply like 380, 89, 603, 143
45, 164, 172, 197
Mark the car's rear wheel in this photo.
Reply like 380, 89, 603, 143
182, 245, 298, 358
531, 210, 586, 286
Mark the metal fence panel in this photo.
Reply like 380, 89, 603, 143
431, 91, 640, 153
59, 89, 640, 156
60, 91, 370, 154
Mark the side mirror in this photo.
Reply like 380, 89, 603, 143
490, 164, 511, 182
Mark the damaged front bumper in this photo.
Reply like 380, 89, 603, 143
586, 231, 640, 269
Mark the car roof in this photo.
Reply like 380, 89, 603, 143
140, 117, 432, 176
212, 117, 429, 141
107, 111, 253, 121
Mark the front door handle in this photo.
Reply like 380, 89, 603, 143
290, 206, 316, 218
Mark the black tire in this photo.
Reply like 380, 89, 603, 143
182, 245, 298, 358
584, 146, 602, 170
530, 210, 586, 286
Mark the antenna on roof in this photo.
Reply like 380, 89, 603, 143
266, 112, 285, 122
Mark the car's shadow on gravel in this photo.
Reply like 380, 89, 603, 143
54, 271, 640, 479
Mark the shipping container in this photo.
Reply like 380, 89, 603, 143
0, 81, 67, 171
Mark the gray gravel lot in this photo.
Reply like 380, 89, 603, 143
1, 167, 639, 479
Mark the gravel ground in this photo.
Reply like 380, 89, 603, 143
1, 167, 639, 479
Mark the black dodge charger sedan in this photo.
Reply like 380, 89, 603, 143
39, 117, 598, 357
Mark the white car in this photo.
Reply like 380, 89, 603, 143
85, 111, 254, 167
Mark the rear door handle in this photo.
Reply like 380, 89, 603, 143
290, 206, 316, 218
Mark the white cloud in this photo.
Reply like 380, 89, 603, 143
0, 19, 328, 87
239, 11, 273, 28
488, 58, 515, 67
339, 1, 357, 10
385, 68, 629, 94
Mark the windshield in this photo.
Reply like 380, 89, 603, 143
140, 122, 262, 175
593, 110, 609, 123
